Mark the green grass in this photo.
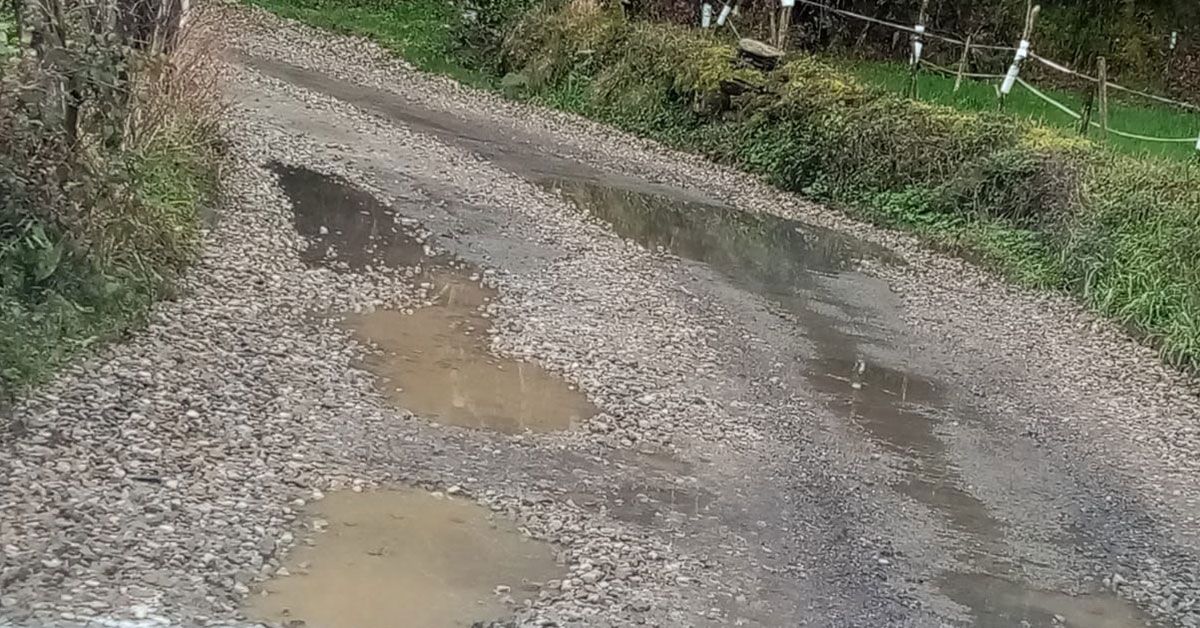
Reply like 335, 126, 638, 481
244, 0, 494, 87
841, 59, 1200, 161
0, 132, 215, 396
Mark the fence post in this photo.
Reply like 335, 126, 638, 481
778, 0, 794, 51
1166, 31, 1178, 79
1097, 56, 1109, 140
906, 0, 930, 98
954, 35, 972, 93
999, 3, 1039, 110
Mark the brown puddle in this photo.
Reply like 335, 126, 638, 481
344, 273, 597, 433
273, 163, 597, 434
247, 489, 562, 628
942, 573, 1149, 628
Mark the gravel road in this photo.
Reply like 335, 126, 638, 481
3, 6, 1199, 627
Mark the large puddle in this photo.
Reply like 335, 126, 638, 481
544, 178, 1150, 627
274, 164, 596, 433
247, 490, 561, 628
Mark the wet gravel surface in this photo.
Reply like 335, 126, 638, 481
3, 5, 1200, 627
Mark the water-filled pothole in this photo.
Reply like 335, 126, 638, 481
545, 176, 1132, 624
345, 273, 597, 433
941, 573, 1150, 628
274, 162, 432, 272
274, 163, 596, 433
247, 490, 562, 628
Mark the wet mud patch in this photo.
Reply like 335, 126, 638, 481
345, 273, 597, 433
941, 573, 1152, 628
273, 162, 596, 433
247, 489, 562, 628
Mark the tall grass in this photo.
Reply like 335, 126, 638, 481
0, 8, 224, 398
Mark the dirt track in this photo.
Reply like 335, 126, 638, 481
2, 6, 1199, 628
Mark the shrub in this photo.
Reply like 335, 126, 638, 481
0, 3, 223, 398
500, 2, 1200, 370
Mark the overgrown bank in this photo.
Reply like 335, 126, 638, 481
250, 0, 1200, 373
1, 6, 223, 399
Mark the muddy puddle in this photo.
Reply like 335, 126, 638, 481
247, 489, 561, 628
543, 178, 888, 282
274, 163, 596, 433
274, 162, 432, 271
345, 273, 597, 433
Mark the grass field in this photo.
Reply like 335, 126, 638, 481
841, 59, 1200, 161
244, 0, 494, 87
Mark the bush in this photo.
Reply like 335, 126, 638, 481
500, 1, 1200, 371
0, 4, 223, 398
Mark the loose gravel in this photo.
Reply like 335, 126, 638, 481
2, 4, 1199, 627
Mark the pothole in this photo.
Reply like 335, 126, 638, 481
272, 163, 597, 434
544, 177, 893, 281
272, 162, 433, 272
246, 489, 562, 628
941, 573, 1152, 628
344, 272, 597, 433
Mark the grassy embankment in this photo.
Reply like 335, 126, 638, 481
245, 0, 1200, 373
1, 11, 224, 399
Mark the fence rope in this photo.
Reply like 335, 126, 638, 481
1016, 77, 1200, 143
789, 0, 1200, 115
919, 59, 1005, 80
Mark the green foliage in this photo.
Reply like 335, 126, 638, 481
1, 3, 222, 397
500, 4, 1200, 372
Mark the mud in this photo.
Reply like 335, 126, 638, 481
247, 490, 562, 628
345, 273, 597, 433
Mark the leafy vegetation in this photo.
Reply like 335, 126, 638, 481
248, 0, 1200, 371
1, 2, 223, 397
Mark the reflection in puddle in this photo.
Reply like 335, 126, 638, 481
545, 178, 889, 286
273, 163, 597, 433
943, 573, 1149, 628
273, 162, 431, 271
247, 490, 561, 628
545, 177, 1127, 623
345, 274, 597, 433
